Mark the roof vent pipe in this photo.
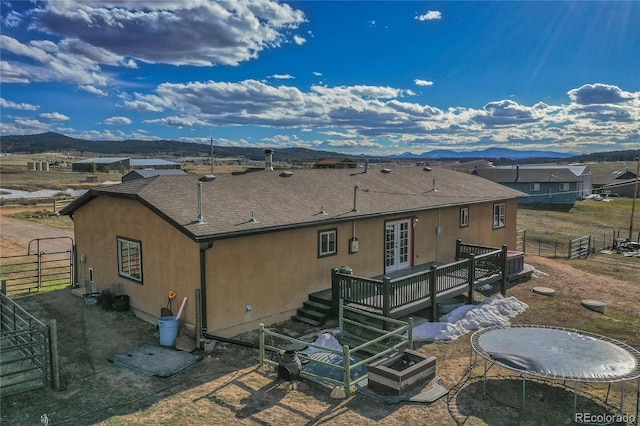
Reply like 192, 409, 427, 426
365, 159, 369, 173
264, 149, 274, 171
515, 165, 520, 182
197, 181, 204, 224
353, 185, 360, 212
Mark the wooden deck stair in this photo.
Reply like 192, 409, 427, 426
292, 290, 332, 327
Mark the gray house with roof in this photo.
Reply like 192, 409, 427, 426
72, 157, 181, 173
473, 165, 589, 209
62, 164, 525, 338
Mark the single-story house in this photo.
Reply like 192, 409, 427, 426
122, 169, 187, 183
473, 165, 585, 209
72, 158, 181, 173
62, 163, 525, 338
313, 158, 358, 169
593, 167, 639, 198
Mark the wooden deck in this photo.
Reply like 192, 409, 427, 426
330, 242, 526, 321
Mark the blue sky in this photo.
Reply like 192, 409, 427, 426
1, 1, 639, 155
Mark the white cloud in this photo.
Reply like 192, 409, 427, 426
414, 79, 434, 87
568, 83, 634, 105
0, 98, 39, 110
81, 85, 108, 96
39, 112, 70, 121
313, 71, 323, 77
104, 116, 132, 125
416, 11, 442, 21
293, 35, 306, 45
2, 10, 24, 28
34, 1, 305, 67
270, 74, 294, 80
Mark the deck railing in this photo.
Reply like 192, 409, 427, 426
332, 242, 508, 321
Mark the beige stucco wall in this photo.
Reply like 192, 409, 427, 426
73, 197, 201, 325
73, 195, 519, 338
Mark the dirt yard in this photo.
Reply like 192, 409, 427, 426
1, 250, 638, 425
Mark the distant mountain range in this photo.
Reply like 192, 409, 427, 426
391, 147, 576, 160
0, 132, 638, 163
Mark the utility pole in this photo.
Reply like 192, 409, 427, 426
210, 138, 214, 175
629, 155, 640, 241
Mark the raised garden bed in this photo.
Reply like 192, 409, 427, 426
367, 349, 436, 396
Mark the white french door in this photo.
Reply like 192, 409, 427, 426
384, 219, 412, 273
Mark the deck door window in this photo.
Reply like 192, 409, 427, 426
385, 219, 412, 273
117, 237, 143, 283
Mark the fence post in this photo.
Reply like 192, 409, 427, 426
538, 239, 541, 256
259, 324, 265, 367
49, 319, 60, 391
37, 240, 42, 290
408, 317, 414, 350
455, 239, 462, 260
343, 344, 351, 396
331, 268, 339, 314
522, 230, 527, 254
467, 254, 475, 305
339, 298, 344, 335
1, 280, 6, 296
429, 266, 438, 322
500, 245, 508, 297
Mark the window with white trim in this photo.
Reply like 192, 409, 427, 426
460, 207, 469, 227
493, 203, 506, 229
117, 237, 142, 283
529, 183, 540, 191
559, 183, 569, 191
318, 228, 337, 257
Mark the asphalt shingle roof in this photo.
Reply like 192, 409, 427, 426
63, 166, 526, 241
474, 167, 581, 183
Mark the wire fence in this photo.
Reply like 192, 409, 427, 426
518, 229, 640, 259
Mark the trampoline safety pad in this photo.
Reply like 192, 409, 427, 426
472, 325, 640, 383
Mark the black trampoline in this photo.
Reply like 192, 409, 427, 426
469, 325, 640, 422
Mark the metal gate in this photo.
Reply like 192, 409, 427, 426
0, 237, 74, 296
0, 291, 60, 401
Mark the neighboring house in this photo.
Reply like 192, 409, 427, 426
593, 168, 639, 198
72, 158, 181, 173
72, 157, 130, 173
493, 165, 593, 199
122, 169, 186, 183
62, 165, 525, 338
313, 158, 358, 169
473, 165, 585, 209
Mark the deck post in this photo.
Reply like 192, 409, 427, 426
467, 254, 475, 305
500, 245, 508, 296
259, 324, 265, 367
429, 266, 438, 322
331, 268, 340, 313
382, 277, 391, 330
455, 239, 462, 260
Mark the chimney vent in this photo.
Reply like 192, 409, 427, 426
264, 149, 274, 171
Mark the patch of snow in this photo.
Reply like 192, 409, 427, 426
412, 294, 528, 341
102, 181, 121, 185
532, 268, 549, 279
0, 188, 87, 199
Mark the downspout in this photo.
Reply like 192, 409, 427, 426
198, 239, 259, 349
199, 240, 213, 334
